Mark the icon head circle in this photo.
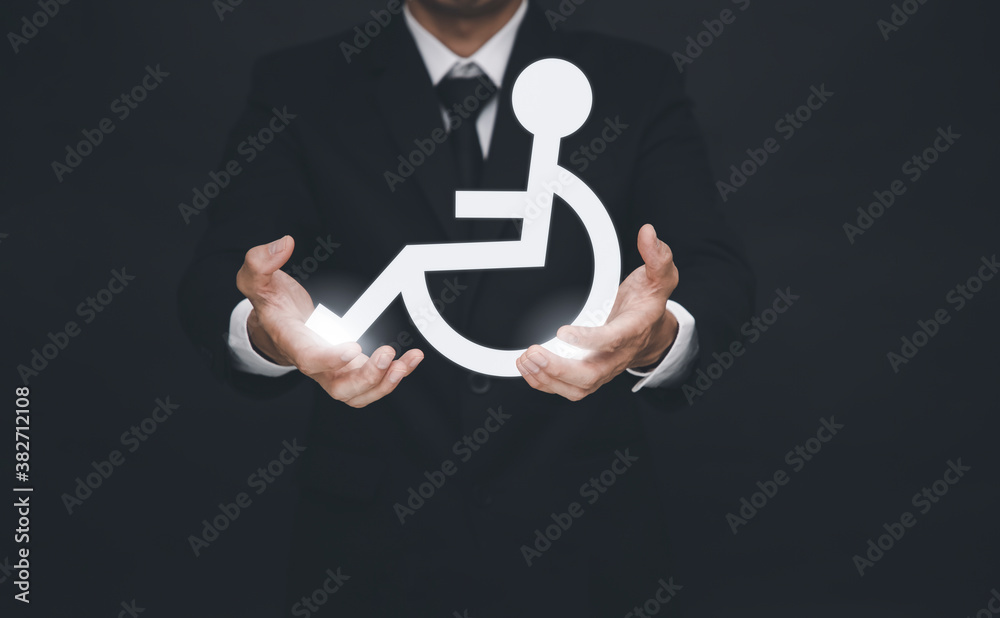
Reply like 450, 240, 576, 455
512, 58, 593, 138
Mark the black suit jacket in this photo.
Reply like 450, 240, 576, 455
178, 5, 753, 616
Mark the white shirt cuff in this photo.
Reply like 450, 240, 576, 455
228, 298, 298, 377
627, 300, 699, 392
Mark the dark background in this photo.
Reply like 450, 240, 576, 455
2, 0, 997, 615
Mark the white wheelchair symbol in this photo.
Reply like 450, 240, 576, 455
306, 58, 621, 377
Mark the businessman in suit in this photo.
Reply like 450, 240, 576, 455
178, 0, 754, 615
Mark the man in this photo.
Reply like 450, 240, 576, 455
178, 0, 754, 615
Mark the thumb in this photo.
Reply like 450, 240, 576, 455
238, 235, 295, 295
637, 224, 674, 283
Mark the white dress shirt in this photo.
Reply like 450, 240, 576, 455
229, 0, 699, 390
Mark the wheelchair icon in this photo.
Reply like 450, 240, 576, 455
306, 59, 621, 377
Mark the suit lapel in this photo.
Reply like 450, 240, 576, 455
369, 20, 464, 239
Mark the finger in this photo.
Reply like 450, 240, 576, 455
516, 357, 556, 395
523, 345, 604, 389
636, 224, 675, 284
277, 317, 363, 374
237, 235, 295, 298
388, 348, 425, 383
343, 350, 424, 408
556, 322, 630, 354
517, 346, 594, 401
328, 345, 399, 402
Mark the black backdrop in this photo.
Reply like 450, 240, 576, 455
2, 0, 998, 615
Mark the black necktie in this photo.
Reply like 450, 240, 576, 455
435, 73, 497, 188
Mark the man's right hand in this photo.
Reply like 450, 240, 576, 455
236, 235, 424, 408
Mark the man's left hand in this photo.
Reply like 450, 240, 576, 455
516, 224, 680, 401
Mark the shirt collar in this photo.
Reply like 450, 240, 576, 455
403, 0, 528, 87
